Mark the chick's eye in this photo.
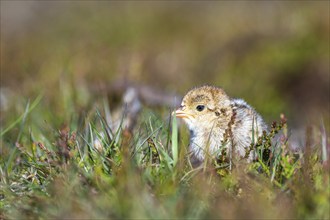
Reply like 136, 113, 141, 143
196, 105, 205, 112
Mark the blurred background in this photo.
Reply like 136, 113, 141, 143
1, 1, 329, 129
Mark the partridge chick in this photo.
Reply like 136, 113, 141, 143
175, 85, 267, 162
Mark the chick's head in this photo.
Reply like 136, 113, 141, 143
175, 86, 231, 132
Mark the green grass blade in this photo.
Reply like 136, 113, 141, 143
171, 111, 178, 167
1, 94, 43, 137
16, 100, 30, 143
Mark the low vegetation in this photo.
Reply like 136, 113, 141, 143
0, 91, 329, 219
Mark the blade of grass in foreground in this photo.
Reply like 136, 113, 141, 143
171, 111, 178, 167
0, 94, 43, 137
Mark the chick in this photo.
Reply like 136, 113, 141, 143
175, 85, 268, 162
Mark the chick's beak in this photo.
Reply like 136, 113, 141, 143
172, 108, 192, 119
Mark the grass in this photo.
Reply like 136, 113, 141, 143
0, 87, 329, 219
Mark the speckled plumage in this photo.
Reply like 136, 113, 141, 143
175, 85, 268, 162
